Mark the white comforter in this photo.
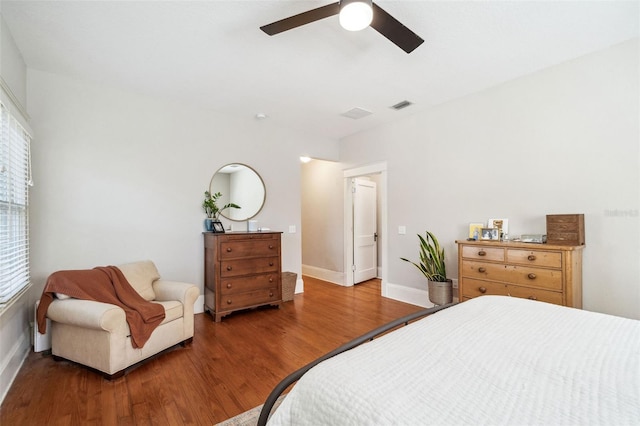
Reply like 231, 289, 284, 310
268, 296, 640, 425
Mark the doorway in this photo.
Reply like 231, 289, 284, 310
352, 177, 378, 284
343, 162, 387, 294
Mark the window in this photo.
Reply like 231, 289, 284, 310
0, 101, 32, 307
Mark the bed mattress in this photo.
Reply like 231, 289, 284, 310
267, 295, 640, 425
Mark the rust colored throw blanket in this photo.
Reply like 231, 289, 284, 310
36, 266, 165, 348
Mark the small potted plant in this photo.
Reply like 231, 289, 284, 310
202, 191, 241, 232
400, 230, 453, 305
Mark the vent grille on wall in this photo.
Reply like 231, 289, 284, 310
391, 100, 413, 110
341, 107, 372, 119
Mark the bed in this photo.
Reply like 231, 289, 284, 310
259, 295, 639, 425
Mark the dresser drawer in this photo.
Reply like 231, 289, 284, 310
220, 274, 279, 295
460, 261, 505, 280
461, 279, 563, 305
506, 249, 562, 268
461, 245, 504, 262
220, 288, 280, 309
504, 284, 563, 305
461, 279, 507, 299
461, 260, 563, 290
220, 239, 280, 260
221, 257, 279, 277
504, 265, 562, 290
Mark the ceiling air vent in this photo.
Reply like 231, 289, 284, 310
341, 107, 372, 120
391, 100, 413, 110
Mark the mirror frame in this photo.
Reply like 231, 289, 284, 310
209, 163, 266, 221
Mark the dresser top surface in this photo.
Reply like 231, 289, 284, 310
455, 239, 585, 251
203, 231, 282, 235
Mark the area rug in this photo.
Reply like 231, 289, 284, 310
215, 394, 286, 426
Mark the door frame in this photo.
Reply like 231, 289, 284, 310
343, 162, 387, 295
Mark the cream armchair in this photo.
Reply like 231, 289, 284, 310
45, 260, 199, 379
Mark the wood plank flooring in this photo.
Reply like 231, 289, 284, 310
0, 276, 422, 425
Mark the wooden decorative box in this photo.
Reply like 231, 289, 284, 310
546, 214, 585, 245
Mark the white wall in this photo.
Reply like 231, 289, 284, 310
0, 13, 32, 405
0, 14, 26, 110
340, 39, 640, 319
26, 69, 340, 310
301, 159, 345, 284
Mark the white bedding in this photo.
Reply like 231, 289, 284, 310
267, 296, 640, 425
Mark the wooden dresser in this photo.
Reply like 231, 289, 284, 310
204, 231, 282, 322
456, 240, 584, 308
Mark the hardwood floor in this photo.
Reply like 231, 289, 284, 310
0, 276, 422, 425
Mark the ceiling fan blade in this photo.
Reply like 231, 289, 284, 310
260, 3, 340, 36
370, 3, 424, 53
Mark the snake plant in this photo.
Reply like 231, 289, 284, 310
401, 231, 447, 282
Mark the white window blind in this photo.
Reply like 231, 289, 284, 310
0, 101, 32, 307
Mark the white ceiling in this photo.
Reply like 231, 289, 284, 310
2, 1, 638, 140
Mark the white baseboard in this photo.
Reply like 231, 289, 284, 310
384, 282, 460, 307
194, 295, 205, 314
384, 282, 434, 308
301, 265, 346, 286
33, 301, 51, 352
0, 329, 30, 406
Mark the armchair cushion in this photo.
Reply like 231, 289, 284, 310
118, 260, 160, 301
153, 279, 198, 302
47, 299, 128, 334
155, 300, 183, 324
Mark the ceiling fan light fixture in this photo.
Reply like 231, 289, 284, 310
339, 0, 373, 32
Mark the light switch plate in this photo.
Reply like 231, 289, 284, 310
398, 226, 406, 235
289, 225, 296, 233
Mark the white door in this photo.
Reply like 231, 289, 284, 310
353, 178, 377, 284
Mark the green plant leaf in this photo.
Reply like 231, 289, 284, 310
400, 230, 447, 282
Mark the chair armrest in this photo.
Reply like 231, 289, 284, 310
46, 299, 127, 334
153, 280, 199, 306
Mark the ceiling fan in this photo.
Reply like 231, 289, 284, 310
260, 0, 424, 54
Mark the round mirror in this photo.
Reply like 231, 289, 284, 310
209, 163, 266, 221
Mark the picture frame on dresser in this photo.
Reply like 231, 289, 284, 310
468, 223, 484, 239
481, 228, 499, 240
212, 221, 225, 233
488, 218, 508, 238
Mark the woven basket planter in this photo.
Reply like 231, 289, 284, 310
281, 272, 297, 302
428, 279, 453, 306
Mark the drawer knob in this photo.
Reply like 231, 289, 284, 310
269, 277, 273, 283
478, 250, 486, 256
226, 247, 232, 252
269, 245, 274, 249
226, 283, 232, 289
269, 261, 274, 266
227, 266, 233, 271
527, 255, 536, 261
527, 273, 536, 280
269, 292, 274, 297
479, 287, 487, 294
528, 295, 538, 300
226, 299, 232, 304
478, 267, 486, 273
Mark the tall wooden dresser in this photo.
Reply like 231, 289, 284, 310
204, 231, 282, 322
456, 240, 584, 308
